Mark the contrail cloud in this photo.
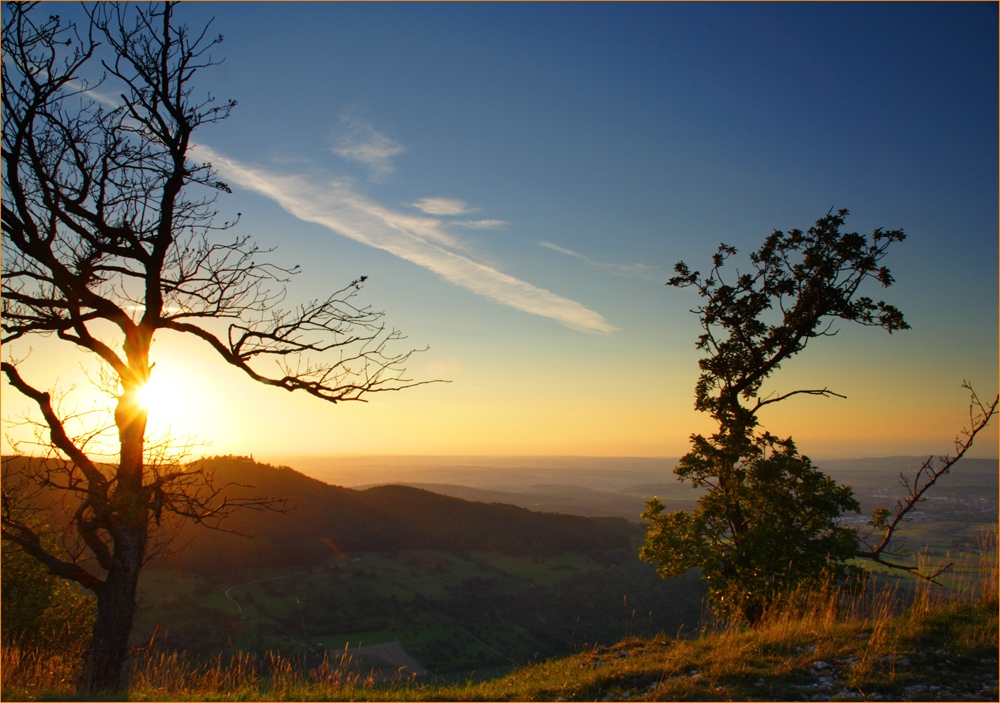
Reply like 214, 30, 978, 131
194, 145, 616, 334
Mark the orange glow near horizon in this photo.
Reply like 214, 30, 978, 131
1, 330, 996, 462
0, 333, 242, 458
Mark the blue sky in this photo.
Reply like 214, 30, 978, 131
6, 2, 998, 459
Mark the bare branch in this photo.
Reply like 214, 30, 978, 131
2, 362, 109, 491
753, 386, 847, 412
2, 456, 104, 592
858, 382, 998, 581
162, 282, 442, 403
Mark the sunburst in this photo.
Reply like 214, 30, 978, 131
135, 366, 187, 424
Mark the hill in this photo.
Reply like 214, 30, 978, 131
3, 455, 996, 699
159, 456, 638, 573
128, 454, 996, 677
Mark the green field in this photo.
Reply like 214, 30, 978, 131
134, 536, 706, 679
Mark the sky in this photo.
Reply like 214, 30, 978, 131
3, 2, 998, 462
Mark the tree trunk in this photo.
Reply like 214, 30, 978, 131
82, 390, 149, 692
81, 522, 146, 692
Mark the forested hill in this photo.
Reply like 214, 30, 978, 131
159, 456, 637, 573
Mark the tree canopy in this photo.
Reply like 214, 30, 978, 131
641, 209, 909, 623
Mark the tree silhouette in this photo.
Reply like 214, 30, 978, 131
641, 209, 908, 623
2, 2, 431, 691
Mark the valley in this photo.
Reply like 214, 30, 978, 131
130, 455, 997, 682
137, 531, 705, 681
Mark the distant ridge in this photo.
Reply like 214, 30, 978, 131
258, 454, 998, 521
262, 453, 998, 488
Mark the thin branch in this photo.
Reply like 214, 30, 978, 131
1, 362, 109, 492
753, 386, 847, 412
858, 382, 998, 581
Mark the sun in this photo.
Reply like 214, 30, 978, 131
135, 367, 187, 424
116, 340, 241, 448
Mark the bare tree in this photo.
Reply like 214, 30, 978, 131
2, 2, 432, 691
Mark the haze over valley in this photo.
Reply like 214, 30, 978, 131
262, 454, 999, 523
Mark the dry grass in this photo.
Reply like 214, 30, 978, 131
130, 647, 393, 701
1, 647, 377, 701
1, 646, 86, 698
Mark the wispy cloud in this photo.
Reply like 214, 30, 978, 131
330, 112, 405, 182
65, 80, 121, 109
539, 241, 587, 259
193, 145, 615, 334
408, 198, 508, 230
539, 241, 665, 282
453, 219, 509, 230
409, 197, 475, 216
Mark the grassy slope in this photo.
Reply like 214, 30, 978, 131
132, 542, 706, 675
429, 593, 998, 702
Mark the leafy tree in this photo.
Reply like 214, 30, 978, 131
641, 209, 909, 623
642, 434, 863, 622
2, 2, 430, 691
1, 472, 95, 653
642, 210, 999, 623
